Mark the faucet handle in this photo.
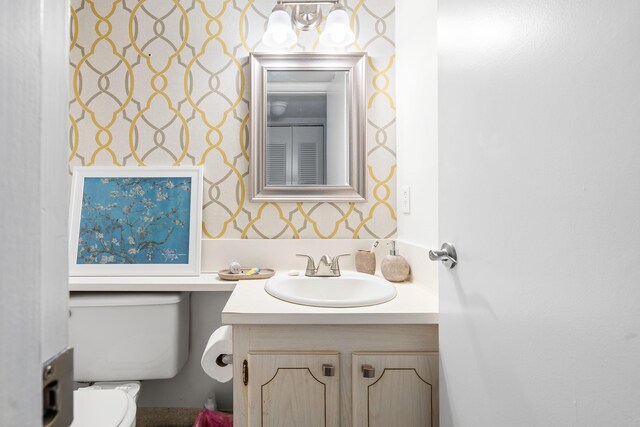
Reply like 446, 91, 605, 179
296, 254, 316, 275
330, 253, 350, 270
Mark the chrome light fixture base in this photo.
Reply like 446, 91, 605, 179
292, 4, 323, 31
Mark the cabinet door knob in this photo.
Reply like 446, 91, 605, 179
322, 364, 335, 377
362, 364, 375, 378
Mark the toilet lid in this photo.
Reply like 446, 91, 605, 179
72, 389, 136, 427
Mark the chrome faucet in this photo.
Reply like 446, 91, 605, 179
296, 254, 350, 277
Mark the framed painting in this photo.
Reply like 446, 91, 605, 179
69, 167, 203, 276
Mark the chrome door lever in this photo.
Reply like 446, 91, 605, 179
429, 242, 457, 269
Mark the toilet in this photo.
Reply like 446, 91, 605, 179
72, 388, 137, 427
68, 292, 190, 427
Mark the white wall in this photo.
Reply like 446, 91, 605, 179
0, 0, 69, 424
396, 0, 438, 248
438, 0, 640, 425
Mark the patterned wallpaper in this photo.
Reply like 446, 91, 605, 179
69, 0, 396, 239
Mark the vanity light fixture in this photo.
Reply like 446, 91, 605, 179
262, 1, 356, 49
263, 3, 298, 48
319, 3, 355, 47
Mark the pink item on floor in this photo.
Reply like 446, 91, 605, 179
193, 408, 233, 427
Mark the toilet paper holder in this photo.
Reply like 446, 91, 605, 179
216, 354, 233, 367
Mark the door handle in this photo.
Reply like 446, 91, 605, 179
322, 364, 335, 377
429, 242, 457, 269
361, 364, 375, 378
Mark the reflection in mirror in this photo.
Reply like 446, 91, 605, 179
250, 53, 366, 202
266, 70, 349, 187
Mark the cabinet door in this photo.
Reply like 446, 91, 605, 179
352, 352, 439, 427
248, 352, 340, 427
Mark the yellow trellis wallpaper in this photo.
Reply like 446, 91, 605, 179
69, 0, 396, 239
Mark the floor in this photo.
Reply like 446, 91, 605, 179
136, 408, 200, 427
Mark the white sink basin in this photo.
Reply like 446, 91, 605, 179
265, 271, 397, 308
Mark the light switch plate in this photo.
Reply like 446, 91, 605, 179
401, 186, 411, 214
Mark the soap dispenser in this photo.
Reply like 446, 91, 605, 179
381, 241, 410, 282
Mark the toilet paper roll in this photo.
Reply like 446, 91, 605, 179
201, 325, 233, 383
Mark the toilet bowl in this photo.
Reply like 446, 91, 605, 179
68, 292, 190, 427
72, 381, 141, 427
72, 389, 136, 427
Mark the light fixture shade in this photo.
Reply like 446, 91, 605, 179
262, 5, 297, 48
319, 4, 355, 48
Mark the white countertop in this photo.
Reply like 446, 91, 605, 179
68, 273, 236, 292
222, 275, 439, 325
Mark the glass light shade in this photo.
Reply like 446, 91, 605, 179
319, 5, 355, 48
262, 6, 297, 48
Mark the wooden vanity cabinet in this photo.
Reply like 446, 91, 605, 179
247, 352, 340, 427
233, 325, 439, 427
352, 353, 438, 427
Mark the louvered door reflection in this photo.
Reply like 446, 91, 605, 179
293, 126, 325, 185
247, 352, 340, 427
266, 127, 291, 186
266, 125, 325, 186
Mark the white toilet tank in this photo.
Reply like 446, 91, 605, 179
69, 292, 190, 382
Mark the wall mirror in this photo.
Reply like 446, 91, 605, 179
250, 52, 367, 202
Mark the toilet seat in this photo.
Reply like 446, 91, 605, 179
72, 389, 136, 427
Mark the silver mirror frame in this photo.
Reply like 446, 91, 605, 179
250, 52, 367, 202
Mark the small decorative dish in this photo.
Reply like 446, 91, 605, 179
218, 268, 276, 281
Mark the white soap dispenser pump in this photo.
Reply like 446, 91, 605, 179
381, 241, 410, 282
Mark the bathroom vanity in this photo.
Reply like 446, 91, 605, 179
223, 279, 439, 427
67, 239, 439, 423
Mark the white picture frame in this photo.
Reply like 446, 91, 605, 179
69, 166, 203, 277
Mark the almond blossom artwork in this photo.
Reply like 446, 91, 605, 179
76, 177, 192, 265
